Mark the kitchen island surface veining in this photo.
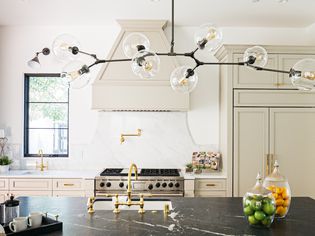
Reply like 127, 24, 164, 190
16, 196, 315, 236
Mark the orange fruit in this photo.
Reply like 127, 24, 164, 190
276, 199, 284, 206
272, 193, 278, 199
276, 206, 286, 216
282, 191, 289, 200
283, 199, 290, 207
276, 187, 283, 194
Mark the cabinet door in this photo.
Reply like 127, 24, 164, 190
0, 191, 9, 202
234, 108, 269, 196
53, 191, 85, 197
278, 55, 315, 88
10, 191, 52, 197
270, 108, 315, 198
233, 54, 278, 88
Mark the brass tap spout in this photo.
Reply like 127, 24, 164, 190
127, 163, 138, 205
36, 149, 48, 171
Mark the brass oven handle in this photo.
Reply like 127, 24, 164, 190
206, 184, 216, 187
266, 154, 270, 176
270, 154, 274, 173
63, 183, 75, 187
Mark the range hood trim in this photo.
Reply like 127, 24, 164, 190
91, 19, 189, 111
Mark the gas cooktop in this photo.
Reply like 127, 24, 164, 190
99, 168, 180, 177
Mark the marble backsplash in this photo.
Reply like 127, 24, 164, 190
9, 112, 216, 170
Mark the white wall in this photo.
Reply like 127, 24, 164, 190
0, 24, 314, 170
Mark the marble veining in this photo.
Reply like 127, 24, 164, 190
17, 197, 315, 236
12, 112, 219, 171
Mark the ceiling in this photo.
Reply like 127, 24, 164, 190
0, 0, 315, 28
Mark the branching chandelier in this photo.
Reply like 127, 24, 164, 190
28, 0, 315, 92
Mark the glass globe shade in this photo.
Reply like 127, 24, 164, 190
52, 34, 80, 62
194, 23, 222, 52
290, 58, 315, 91
131, 50, 160, 79
170, 66, 198, 93
123, 33, 151, 58
61, 60, 90, 89
243, 46, 268, 67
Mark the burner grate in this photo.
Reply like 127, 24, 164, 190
100, 168, 123, 176
140, 169, 179, 177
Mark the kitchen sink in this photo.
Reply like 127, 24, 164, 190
93, 198, 172, 211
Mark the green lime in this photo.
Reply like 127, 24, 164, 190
243, 206, 254, 216
263, 203, 276, 215
243, 198, 251, 207
253, 195, 263, 201
248, 215, 258, 225
254, 211, 266, 221
262, 216, 272, 226
262, 197, 272, 205
250, 199, 262, 211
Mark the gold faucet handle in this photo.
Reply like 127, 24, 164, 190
138, 193, 152, 198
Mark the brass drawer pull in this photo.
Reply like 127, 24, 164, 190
206, 184, 216, 187
63, 183, 75, 187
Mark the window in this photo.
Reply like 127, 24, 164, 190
24, 74, 69, 157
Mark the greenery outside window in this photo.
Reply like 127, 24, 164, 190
24, 74, 69, 157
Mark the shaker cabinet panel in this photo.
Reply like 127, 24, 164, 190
269, 108, 315, 198
0, 179, 8, 190
9, 179, 52, 191
10, 190, 52, 197
0, 191, 8, 202
53, 190, 85, 197
234, 108, 269, 197
233, 54, 278, 88
53, 179, 83, 191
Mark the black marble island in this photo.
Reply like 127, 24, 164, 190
17, 197, 315, 236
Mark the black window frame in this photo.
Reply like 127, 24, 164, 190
24, 73, 69, 157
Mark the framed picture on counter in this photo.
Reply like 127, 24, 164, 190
192, 151, 221, 172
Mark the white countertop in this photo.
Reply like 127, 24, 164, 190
0, 170, 99, 179
0, 169, 227, 180
182, 172, 227, 180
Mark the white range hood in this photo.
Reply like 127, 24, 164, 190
91, 20, 189, 111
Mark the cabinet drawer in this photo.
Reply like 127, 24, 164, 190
195, 190, 226, 197
195, 179, 226, 191
0, 191, 8, 202
10, 179, 52, 191
234, 90, 315, 107
0, 179, 8, 190
10, 190, 52, 197
53, 179, 83, 190
233, 54, 278, 88
53, 190, 85, 197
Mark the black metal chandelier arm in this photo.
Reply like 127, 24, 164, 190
87, 58, 132, 69
247, 64, 291, 74
170, 0, 175, 53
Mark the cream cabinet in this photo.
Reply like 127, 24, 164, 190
194, 179, 226, 197
234, 107, 315, 198
233, 53, 278, 88
0, 176, 95, 199
215, 45, 315, 198
10, 178, 52, 191
184, 178, 227, 197
0, 191, 8, 202
234, 108, 269, 196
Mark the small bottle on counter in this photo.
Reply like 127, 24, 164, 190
263, 160, 291, 218
243, 173, 276, 228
